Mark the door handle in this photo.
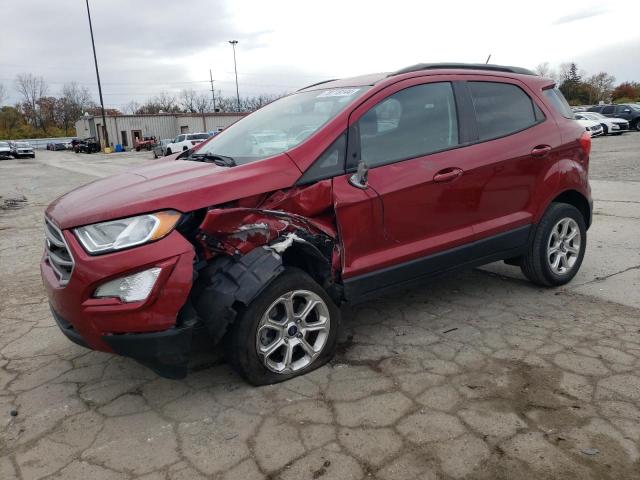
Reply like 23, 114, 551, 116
531, 145, 552, 157
433, 167, 463, 183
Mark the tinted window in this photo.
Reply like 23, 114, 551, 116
543, 88, 573, 119
470, 82, 539, 139
188, 133, 210, 140
602, 106, 615, 114
358, 82, 458, 168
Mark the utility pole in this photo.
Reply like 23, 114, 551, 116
85, 0, 109, 150
229, 40, 240, 112
209, 69, 216, 112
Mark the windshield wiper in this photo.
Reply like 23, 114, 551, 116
189, 153, 237, 167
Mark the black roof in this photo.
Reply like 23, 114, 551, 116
389, 63, 536, 77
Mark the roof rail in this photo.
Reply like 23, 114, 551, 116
388, 63, 536, 77
297, 78, 339, 91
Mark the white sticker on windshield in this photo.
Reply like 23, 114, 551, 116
316, 88, 361, 98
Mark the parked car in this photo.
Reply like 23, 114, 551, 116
73, 137, 100, 154
135, 136, 157, 152
11, 141, 35, 158
588, 104, 640, 131
41, 63, 592, 384
574, 117, 604, 137
575, 112, 628, 135
0, 141, 12, 159
153, 139, 173, 158
47, 142, 67, 151
165, 133, 210, 155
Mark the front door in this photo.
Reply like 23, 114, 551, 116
335, 79, 478, 297
131, 130, 142, 145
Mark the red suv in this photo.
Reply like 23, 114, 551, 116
42, 64, 592, 384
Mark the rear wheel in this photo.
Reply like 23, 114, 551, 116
520, 203, 586, 287
225, 269, 340, 385
633, 120, 640, 132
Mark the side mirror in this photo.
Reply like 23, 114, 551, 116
349, 161, 369, 189
624, 109, 631, 113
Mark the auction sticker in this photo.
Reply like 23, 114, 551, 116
317, 88, 361, 97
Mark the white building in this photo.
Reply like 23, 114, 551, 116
74, 112, 246, 149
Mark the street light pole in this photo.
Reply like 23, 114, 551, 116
85, 0, 109, 150
209, 69, 216, 112
228, 40, 240, 112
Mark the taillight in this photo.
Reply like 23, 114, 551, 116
579, 131, 591, 156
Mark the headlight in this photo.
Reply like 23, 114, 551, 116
74, 211, 181, 254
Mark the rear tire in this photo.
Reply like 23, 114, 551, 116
225, 268, 340, 386
520, 203, 586, 287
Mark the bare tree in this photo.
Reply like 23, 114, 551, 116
56, 82, 95, 134
179, 89, 197, 113
15, 73, 48, 128
155, 91, 179, 112
585, 72, 616, 104
61, 82, 93, 113
194, 93, 211, 113
558, 63, 573, 83
534, 62, 552, 77
122, 101, 141, 114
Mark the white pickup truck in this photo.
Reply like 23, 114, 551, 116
165, 133, 210, 155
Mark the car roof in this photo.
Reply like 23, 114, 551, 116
298, 63, 545, 92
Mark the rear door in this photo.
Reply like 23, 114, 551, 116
458, 78, 562, 241
600, 105, 616, 118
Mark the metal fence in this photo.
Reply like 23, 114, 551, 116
7, 137, 77, 150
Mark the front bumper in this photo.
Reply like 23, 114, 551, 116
41, 228, 196, 378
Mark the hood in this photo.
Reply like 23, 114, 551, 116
47, 154, 302, 229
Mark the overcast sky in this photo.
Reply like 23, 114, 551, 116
1, 0, 638, 109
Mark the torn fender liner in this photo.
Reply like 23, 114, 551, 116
193, 247, 285, 344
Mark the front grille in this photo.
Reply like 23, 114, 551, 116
44, 218, 74, 286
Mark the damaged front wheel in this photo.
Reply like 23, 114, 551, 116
225, 268, 340, 385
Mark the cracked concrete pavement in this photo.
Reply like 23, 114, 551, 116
1, 133, 639, 479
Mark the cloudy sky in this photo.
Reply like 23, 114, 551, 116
1, 0, 638, 109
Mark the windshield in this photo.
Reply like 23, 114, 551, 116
17, 142, 30, 147
194, 87, 370, 165
585, 112, 603, 119
0, 142, 9, 147
628, 104, 640, 111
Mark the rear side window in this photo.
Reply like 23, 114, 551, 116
357, 82, 459, 168
601, 106, 615, 114
469, 82, 540, 140
543, 87, 574, 119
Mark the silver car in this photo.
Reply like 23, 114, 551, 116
153, 139, 172, 158
0, 141, 12, 159
12, 141, 35, 158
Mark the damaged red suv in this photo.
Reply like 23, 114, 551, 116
42, 64, 592, 384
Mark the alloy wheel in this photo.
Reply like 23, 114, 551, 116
547, 217, 581, 275
255, 290, 331, 374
